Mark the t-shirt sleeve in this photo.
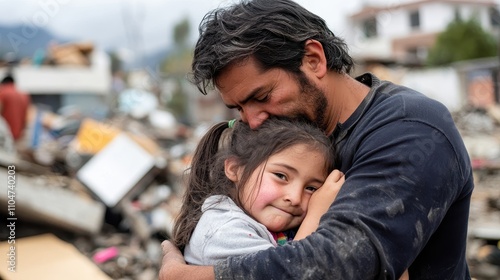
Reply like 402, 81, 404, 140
198, 218, 275, 265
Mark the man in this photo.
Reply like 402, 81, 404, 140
0, 73, 31, 142
160, 0, 473, 279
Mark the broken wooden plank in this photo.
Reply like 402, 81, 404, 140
0, 233, 111, 280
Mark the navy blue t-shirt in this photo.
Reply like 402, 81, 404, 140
215, 73, 473, 279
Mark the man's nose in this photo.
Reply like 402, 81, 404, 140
240, 108, 269, 129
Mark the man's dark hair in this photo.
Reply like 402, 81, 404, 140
1, 74, 15, 84
190, 0, 354, 94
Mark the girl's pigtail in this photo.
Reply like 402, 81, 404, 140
171, 121, 231, 250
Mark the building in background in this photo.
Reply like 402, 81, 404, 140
347, 0, 498, 66
345, 0, 500, 110
0, 43, 112, 119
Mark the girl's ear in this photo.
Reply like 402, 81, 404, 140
224, 158, 240, 183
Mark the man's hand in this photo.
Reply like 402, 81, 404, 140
159, 240, 186, 280
158, 240, 215, 280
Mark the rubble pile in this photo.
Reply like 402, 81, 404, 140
453, 105, 500, 279
0, 106, 195, 279
24, 41, 96, 67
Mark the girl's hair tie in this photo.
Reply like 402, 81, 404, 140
228, 119, 237, 128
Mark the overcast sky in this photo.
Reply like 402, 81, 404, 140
0, 0, 498, 60
0, 0, 366, 56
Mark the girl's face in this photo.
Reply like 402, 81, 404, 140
226, 143, 328, 232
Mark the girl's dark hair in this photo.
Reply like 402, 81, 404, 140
171, 117, 335, 250
190, 0, 354, 95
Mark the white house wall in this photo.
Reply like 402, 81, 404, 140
348, 1, 495, 60
400, 67, 463, 112
349, 37, 393, 59
376, 9, 409, 38
420, 3, 455, 32
0, 50, 111, 95
381, 3, 491, 35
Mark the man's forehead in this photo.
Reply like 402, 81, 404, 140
216, 60, 263, 95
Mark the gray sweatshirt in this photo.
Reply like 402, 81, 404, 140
184, 195, 277, 265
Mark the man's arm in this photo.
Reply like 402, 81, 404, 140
159, 241, 214, 280
212, 120, 467, 279
159, 100, 471, 279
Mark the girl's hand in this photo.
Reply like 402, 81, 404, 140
307, 169, 345, 217
294, 170, 345, 240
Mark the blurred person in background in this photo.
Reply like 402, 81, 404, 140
0, 73, 31, 143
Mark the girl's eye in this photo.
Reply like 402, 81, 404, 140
305, 186, 319, 192
274, 173, 286, 180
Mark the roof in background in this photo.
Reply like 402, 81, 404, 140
350, 0, 496, 19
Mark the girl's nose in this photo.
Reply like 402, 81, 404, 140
284, 187, 302, 206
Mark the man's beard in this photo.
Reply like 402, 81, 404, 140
294, 73, 329, 132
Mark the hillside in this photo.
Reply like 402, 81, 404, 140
0, 24, 73, 62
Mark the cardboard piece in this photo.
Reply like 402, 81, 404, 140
73, 118, 161, 156
0, 234, 111, 280
73, 118, 121, 155
77, 133, 156, 207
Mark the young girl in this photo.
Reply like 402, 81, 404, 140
172, 117, 343, 265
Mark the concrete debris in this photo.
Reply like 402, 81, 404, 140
453, 106, 500, 279
0, 171, 105, 234
47, 42, 95, 67
76, 133, 159, 208
0, 107, 189, 279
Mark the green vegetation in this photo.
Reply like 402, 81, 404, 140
427, 17, 498, 66
161, 17, 194, 123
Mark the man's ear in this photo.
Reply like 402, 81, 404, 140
300, 39, 327, 79
224, 158, 240, 183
